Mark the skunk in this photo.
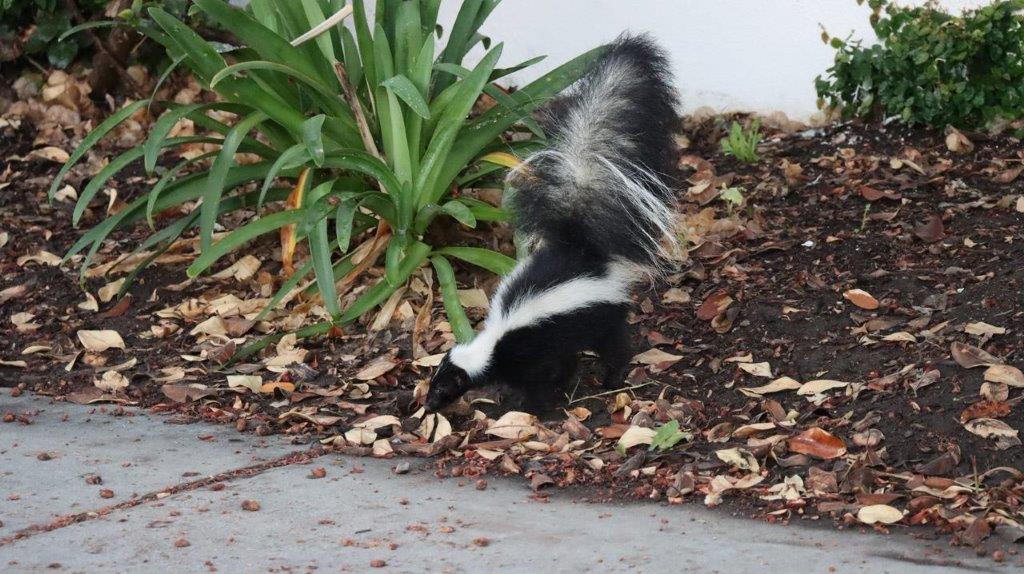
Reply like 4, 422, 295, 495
425, 34, 679, 412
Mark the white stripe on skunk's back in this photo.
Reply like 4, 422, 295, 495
448, 260, 638, 377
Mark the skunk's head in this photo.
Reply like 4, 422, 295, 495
425, 352, 473, 412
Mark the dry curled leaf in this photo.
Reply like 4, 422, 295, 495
739, 376, 801, 397
697, 291, 733, 321
486, 411, 537, 440
951, 342, 1000, 369
797, 379, 849, 396
984, 365, 1024, 388
77, 330, 126, 353
737, 362, 773, 378
914, 215, 945, 243
787, 427, 847, 460
965, 322, 1006, 337
858, 504, 904, 525
843, 289, 879, 310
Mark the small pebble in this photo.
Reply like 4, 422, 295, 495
99, 489, 115, 499
475, 479, 488, 491
37, 452, 52, 461
3, 413, 15, 423
473, 537, 490, 547
241, 500, 261, 511
993, 550, 1005, 563
394, 462, 410, 474
174, 538, 190, 548
370, 560, 387, 568
309, 467, 327, 479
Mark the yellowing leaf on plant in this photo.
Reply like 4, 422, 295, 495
479, 151, 520, 168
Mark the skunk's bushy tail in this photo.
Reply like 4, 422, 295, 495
507, 34, 679, 268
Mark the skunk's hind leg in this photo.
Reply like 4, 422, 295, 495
596, 319, 633, 388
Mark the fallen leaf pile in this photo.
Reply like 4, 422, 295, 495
3, 78, 1024, 555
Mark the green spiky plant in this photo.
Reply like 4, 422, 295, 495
52, 0, 603, 358
719, 120, 761, 163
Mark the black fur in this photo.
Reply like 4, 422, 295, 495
425, 242, 632, 413
425, 34, 678, 413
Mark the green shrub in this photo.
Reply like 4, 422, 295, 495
719, 120, 761, 163
53, 0, 601, 356
816, 0, 1024, 128
0, 0, 105, 67
0, 0, 197, 74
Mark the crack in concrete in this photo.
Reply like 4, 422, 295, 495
0, 447, 327, 547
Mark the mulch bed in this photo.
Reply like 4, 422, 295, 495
3, 73, 1024, 562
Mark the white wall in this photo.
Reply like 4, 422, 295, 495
440, 0, 988, 120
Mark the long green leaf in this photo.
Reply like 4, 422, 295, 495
431, 255, 474, 343
302, 114, 327, 167
435, 46, 606, 205
210, 60, 342, 104
381, 74, 430, 119
73, 135, 222, 227
201, 112, 268, 251
434, 246, 515, 275
146, 151, 218, 229
193, 0, 332, 82
335, 199, 358, 253
352, 0, 377, 90
49, 99, 150, 201
440, 199, 476, 228
259, 144, 309, 208
306, 179, 341, 317
189, 208, 305, 277
417, 44, 503, 206
236, 241, 430, 362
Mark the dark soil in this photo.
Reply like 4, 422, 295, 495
3, 105, 1024, 559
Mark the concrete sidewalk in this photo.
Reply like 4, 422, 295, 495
0, 394, 1008, 573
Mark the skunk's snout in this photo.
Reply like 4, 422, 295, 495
424, 377, 456, 412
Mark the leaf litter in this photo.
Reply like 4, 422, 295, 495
2, 81, 1024, 557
